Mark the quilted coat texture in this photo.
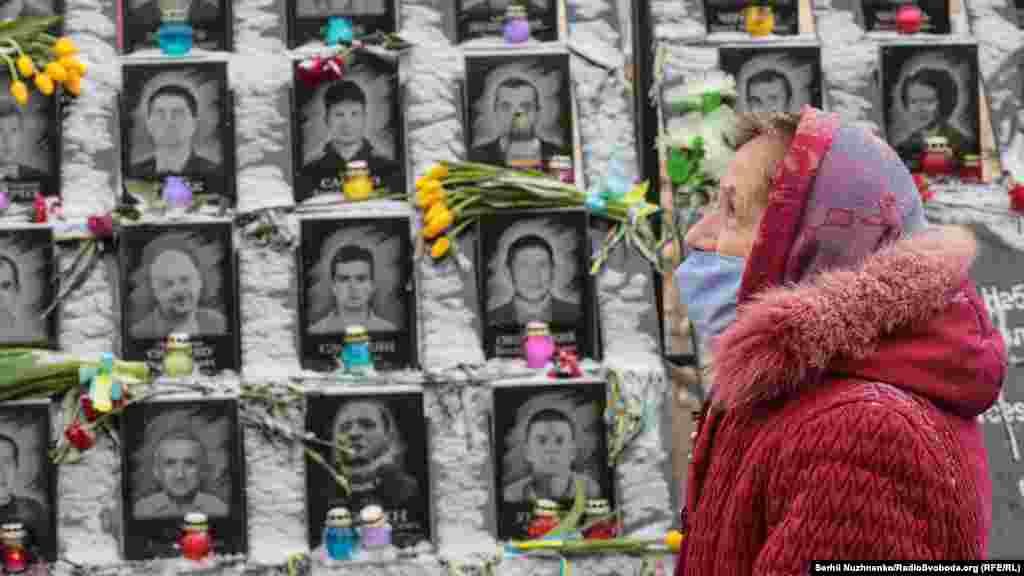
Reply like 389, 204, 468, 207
677, 108, 1007, 575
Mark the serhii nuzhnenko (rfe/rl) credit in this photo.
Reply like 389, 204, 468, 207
809, 562, 1024, 575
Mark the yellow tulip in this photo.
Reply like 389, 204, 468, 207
426, 163, 449, 180
34, 74, 54, 96
430, 237, 451, 259
52, 37, 79, 58
44, 62, 67, 83
416, 176, 442, 192
15, 55, 35, 78
9, 81, 28, 106
64, 71, 82, 96
422, 208, 454, 240
59, 55, 86, 76
664, 530, 685, 553
425, 200, 447, 223
415, 187, 444, 209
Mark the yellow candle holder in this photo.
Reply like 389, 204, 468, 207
744, 4, 775, 36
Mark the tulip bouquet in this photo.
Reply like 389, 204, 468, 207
415, 161, 667, 274
0, 17, 86, 105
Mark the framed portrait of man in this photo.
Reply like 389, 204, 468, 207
118, 220, 240, 375
119, 0, 232, 53
702, 0, 799, 35
719, 44, 823, 115
464, 50, 576, 174
120, 397, 246, 560
0, 72, 61, 205
491, 380, 613, 541
880, 43, 980, 170
288, 0, 397, 49
120, 62, 236, 207
305, 387, 431, 551
859, 0, 950, 33
0, 225, 56, 348
454, 0, 558, 43
297, 215, 417, 371
0, 401, 58, 564
291, 52, 406, 204
477, 208, 596, 360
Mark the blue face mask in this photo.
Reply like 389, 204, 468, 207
674, 250, 745, 355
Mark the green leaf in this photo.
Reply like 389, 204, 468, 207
0, 16, 62, 42
547, 478, 587, 539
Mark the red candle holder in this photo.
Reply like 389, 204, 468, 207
959, 154, 982, 182
180, 512, 211, 562
2, 523, 28, 573
895, 3, 923, 34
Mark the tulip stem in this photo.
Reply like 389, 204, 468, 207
1, 53, 17, 82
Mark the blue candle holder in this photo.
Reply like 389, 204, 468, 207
158, 21, 193, 57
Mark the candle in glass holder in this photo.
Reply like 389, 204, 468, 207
958, 154, 982, 182
163, 333, 194, 378
744, 3, 775, 36
522, 321, 555, 369
527, 499, 560, 540
2, 523, 27, 573
504, 4, 531, 44
324, 507, 357, 561
343, 160, 374, 201
548, 155, 574, 184
180, 512, 211, 561
157, 0, 194, 56
341, 325, 373, 373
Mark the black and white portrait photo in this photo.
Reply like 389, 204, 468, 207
719, 44, 823, 115
990, 48, 1023, 181
881, 43, 980, 169
703, 0, 798, 35
120, 398, 246, 560
860, 0, 950, 33
120, 0, 232, 53
292, 53, 405, 203
0, 226, 55, 348
0, 402, 57, 563
288, 0, 396, 48
465, 52, 575, 172
0, 74, 60, 203
298, 215, 416, 372
119, 221, 240, 375
478, 209, 595, 360
121, 62, 235, 204
305, 388, 431, 550
455, 0, 558, 43
492, 381, 613, 541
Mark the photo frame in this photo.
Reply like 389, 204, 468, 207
305, 386, 432, 551
859, 0, 950, 34
0, 70, 62, 204
119, 396, 247, 560
719, 43, 824, 115
291, 51, 407, 204
490, 379, 614, 541
454, 0, 559, 44
120, 61, 237, 208
703, 0, 800, 35
297, 214, 418, 372
118, 220, 241, 375
463, 49, 577, 175
287, 0, 398, 49
476, 208, 598, 361
119, 0, 234, 53
0, 400, 58, 564
0, 225, 57, 348
879, 42, 981, 170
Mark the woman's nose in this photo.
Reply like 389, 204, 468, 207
683, 210, 721, 253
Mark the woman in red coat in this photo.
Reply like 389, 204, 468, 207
674, 107, 1006, 573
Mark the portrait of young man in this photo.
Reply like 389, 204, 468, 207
0, 227, 55, 348
492, 383, 612, 540
122, 0, 230, 53
122, 63, 233, 205
882, 44, 980, 169
305, 390, 430, 550
465, 52, 574, 173
455, 0, 556, 43
720, 45, 823, 115
292, 56, 405, 203
299, 216, 416, 372
479, 210, 594, 360
120, 222, 240, 374
0, 403, 56, 562
121, 399, 246, 560
0, 84, 59, 203
288, 0, 395, 48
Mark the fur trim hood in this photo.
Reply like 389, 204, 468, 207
711, 225, 1006, 416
